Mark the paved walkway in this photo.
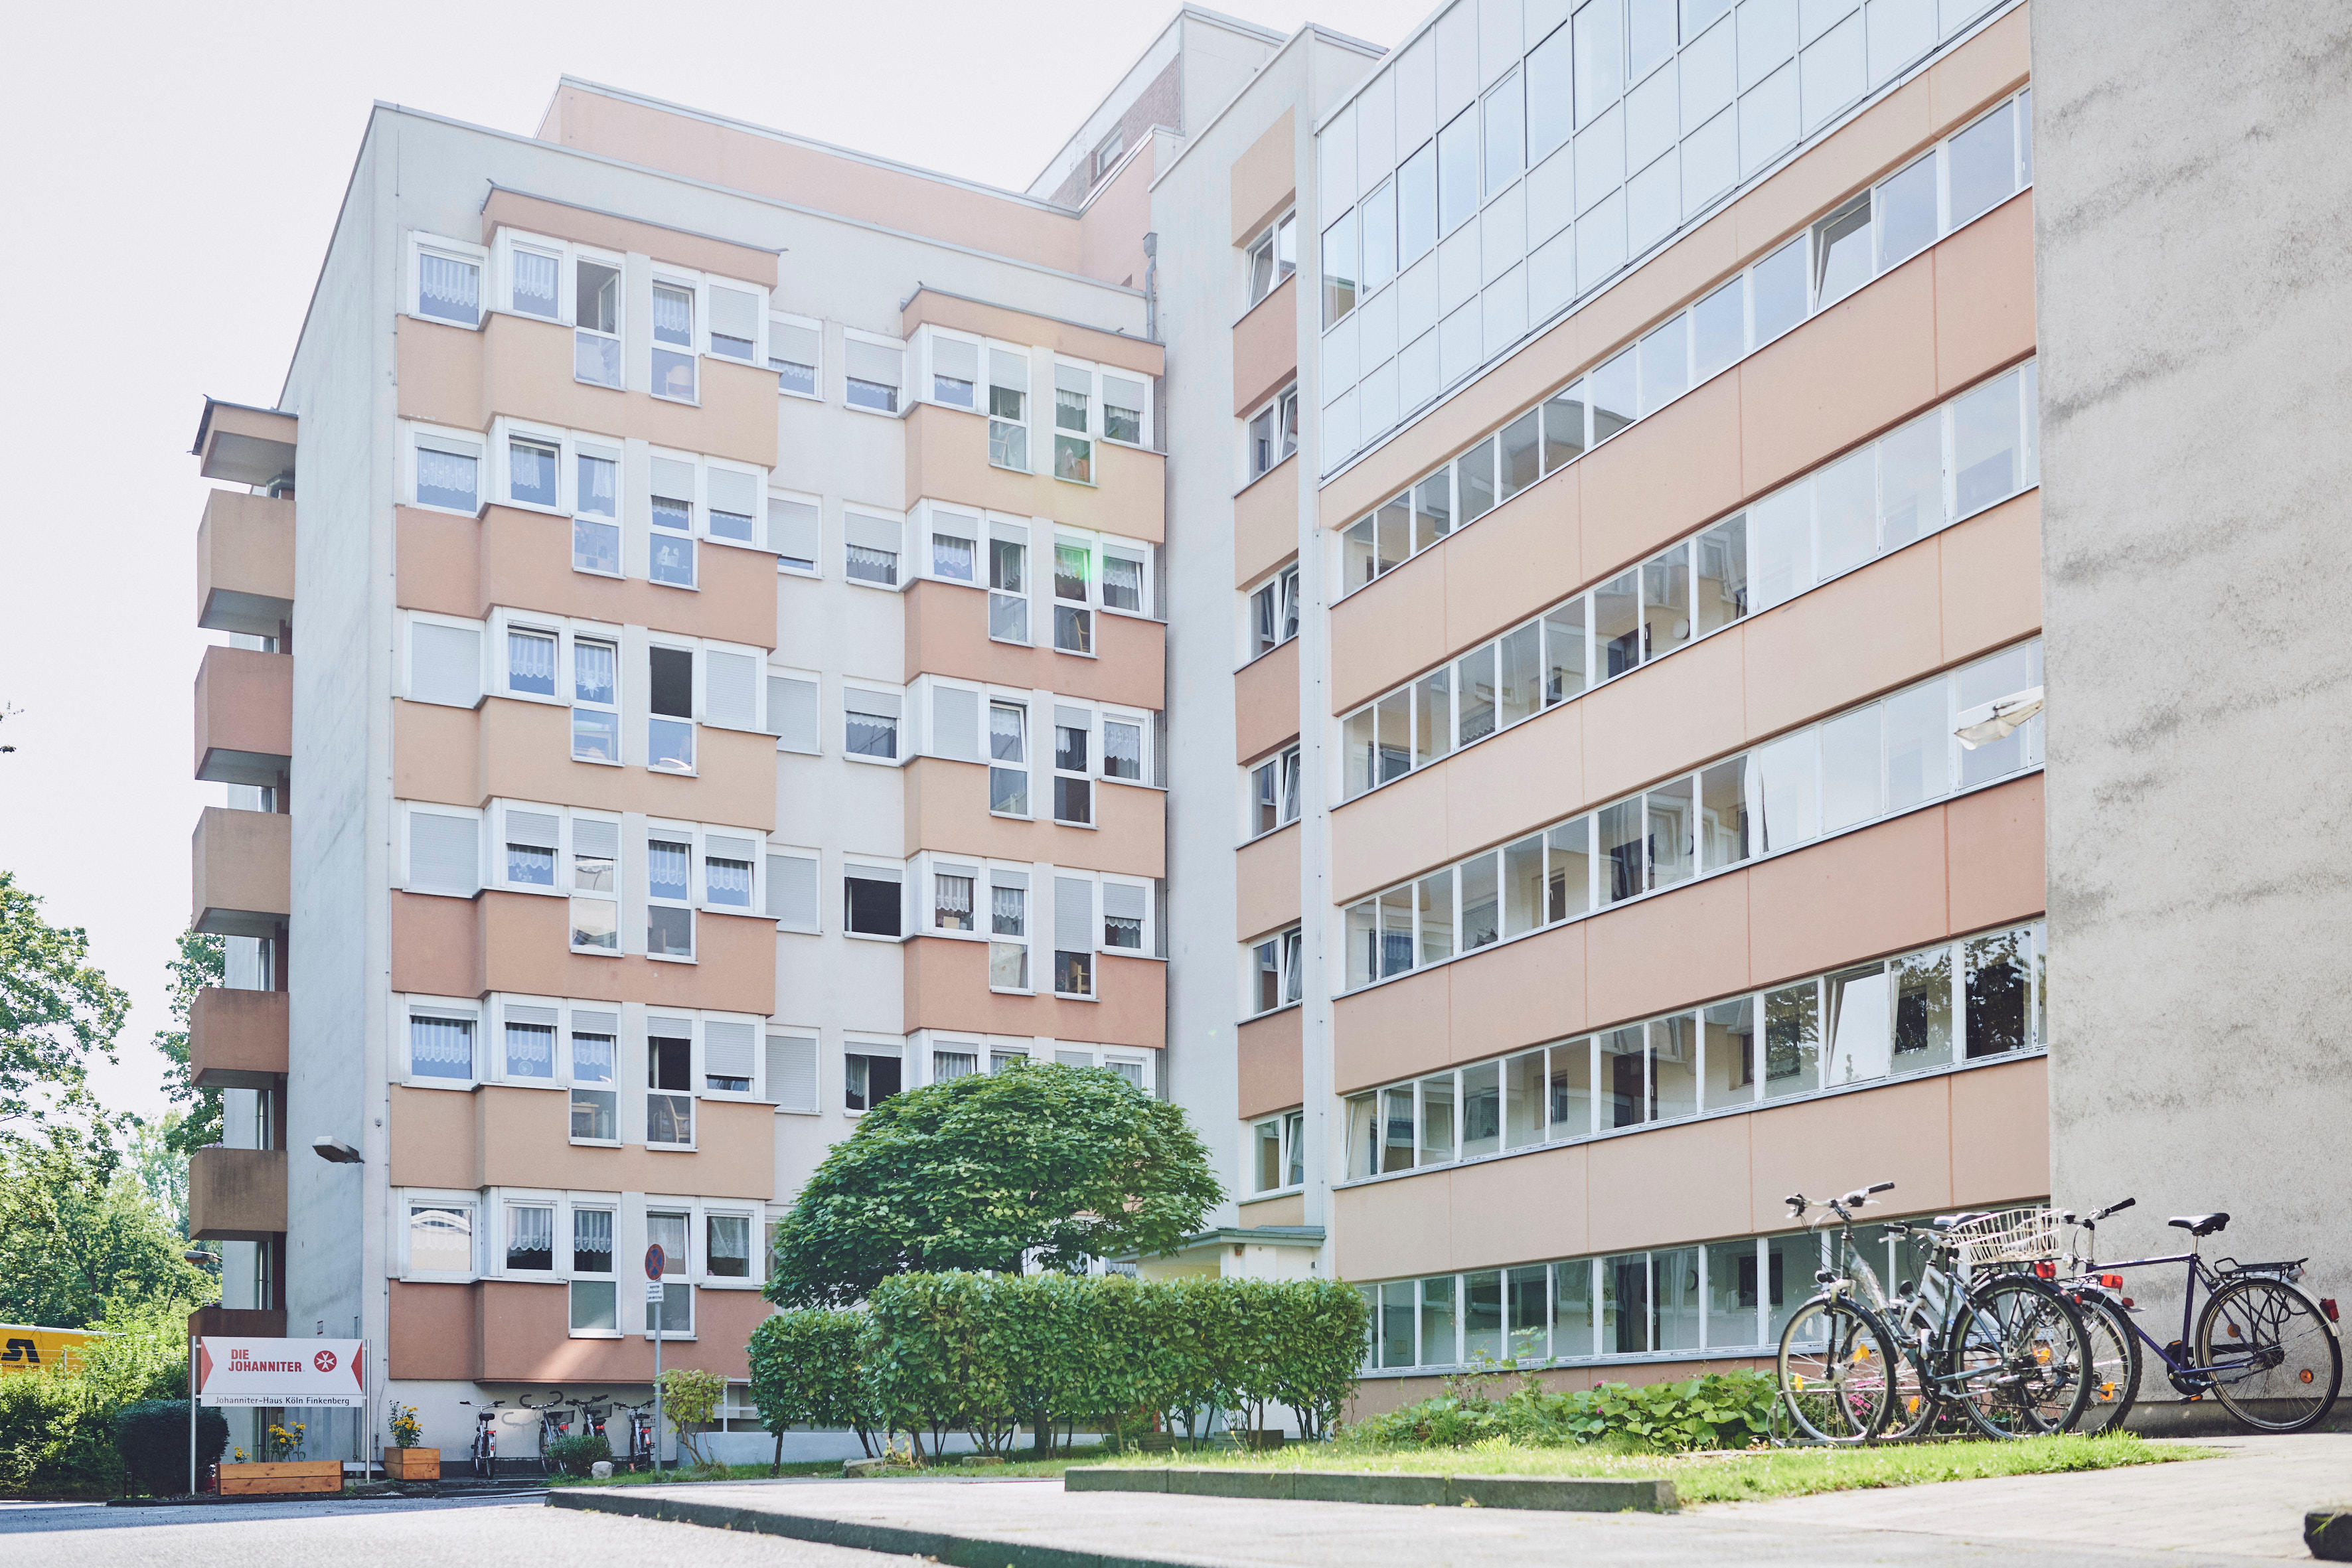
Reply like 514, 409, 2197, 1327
1713, 1433, 2352, 1559
551, 1437, 2347, 1568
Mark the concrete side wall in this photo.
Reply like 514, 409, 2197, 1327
2037, 3, 2352, 1308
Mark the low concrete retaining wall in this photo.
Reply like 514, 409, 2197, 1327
1063, 1466, 1677, 1512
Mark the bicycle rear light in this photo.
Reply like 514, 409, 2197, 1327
2120, 1296, 2134, 1309
2323, 1298, 2339, 1323
2099, 1274, 2123, 1289
2033, 1262, 2055, 1279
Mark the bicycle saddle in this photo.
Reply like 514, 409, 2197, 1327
2167, 1212, 2229, 1235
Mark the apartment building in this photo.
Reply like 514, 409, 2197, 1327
184, 0, 2320, 1455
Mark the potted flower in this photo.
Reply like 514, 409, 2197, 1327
217, 1419, 342, 1496
385, 1403, 439, 1481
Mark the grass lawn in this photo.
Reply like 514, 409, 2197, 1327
548, 1434, 2209, 1504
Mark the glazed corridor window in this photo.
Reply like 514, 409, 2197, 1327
844, 865, 903, 938
1342, 920, 2045, 1183
1251, 567, 1300, 658
1251, 747, 1301, 838
1341, 365, 2041, 797
770, 315, 820, 398
1245, 212, 1297, 307
651, 283, 696, 401
1343, 639, 2043, 988
1251, 927, 1303, 1015
1251, 1110, 1306, 1195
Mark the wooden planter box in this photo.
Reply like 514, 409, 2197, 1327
384, 1449, 440, 1481
218, 1460, 341, 1495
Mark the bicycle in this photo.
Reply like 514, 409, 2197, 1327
457, 1399, 507, 1478
2056, 1199, 2342, 1435
619, 1399, 657, 1471
524, 1391, 574, 1475
1777, 1184, 2092, 1444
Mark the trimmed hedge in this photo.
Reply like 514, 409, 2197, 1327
114, 1401, 229, 1495
1340, 1369, 1776, 1452
747, 1273, 1368, 1458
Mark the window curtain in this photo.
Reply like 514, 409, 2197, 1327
420, 254, 478, 319
505, 1022, 554, 1078
571, 1032, 614, 1084
410, 1016, 473, 1077
511, 252, 558, 316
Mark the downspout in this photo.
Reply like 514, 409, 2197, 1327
1142, 232, 1158, 340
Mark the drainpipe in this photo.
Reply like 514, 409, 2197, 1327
1142, 232, 1158, 340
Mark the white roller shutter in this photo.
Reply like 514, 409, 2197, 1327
765, 1034, 817, 1111
933, 686, 979, 761
766, 853, 817, 928
408, 811, 479, 896
706, 650, 759, 730
704, 1019, 757, 1082
410, 622, 481, 708
1054, 876, 1092, 953
768, 674, 818, 753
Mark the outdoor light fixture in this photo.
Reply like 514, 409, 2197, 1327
311, 1135, 363, 1164
1955, 685, 2045, 749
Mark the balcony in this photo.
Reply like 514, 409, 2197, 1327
189, 987, 287, 1089
196, 490, 295, 638
193, 646, 291, 787
192, 398, 296, 489
191, 807, 290, 938
1232, 274, 1297, 416
189, 1146, 287, 1242
187, 1305, 287, 1340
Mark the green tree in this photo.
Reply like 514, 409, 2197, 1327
0, 871, 129, 1132
0, 1124, 216, 1329
126, 1113, 191, 1241
765, 1062, 1221, 1308
151, 931, 224, 1157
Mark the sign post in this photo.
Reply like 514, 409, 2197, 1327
645, 1244, 666, 1473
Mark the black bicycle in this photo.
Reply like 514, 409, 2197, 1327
2057, 1199, 2342, 1435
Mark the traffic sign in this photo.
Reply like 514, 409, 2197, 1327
645, 1281, 666, 1304
645, 1244, 665, 1281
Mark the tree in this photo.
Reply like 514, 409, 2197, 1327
127, 1114, 191, 1241
152, 931, 224, 1157
0, 1124, 216, 1329
765, 1062, 1221, 1308
0, 871, 128, 1133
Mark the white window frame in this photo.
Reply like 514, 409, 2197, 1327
1247, 1110, 1306, 1196
644, 820, 701, 965
1099, 872, 1154, 957
767, 665, 821, 756
1244, 384, 1300, 481
398, 1188, 481, 1281
1099, 706, 1150, 789
1050, 532, 1099, 657
1051, 702, 1097, 827
492, 415, 569, 518
1247, 564, 1302, 661
769, 310, 823, 402
987, 518, 1032, 644
1051, 872, 1098, 1000
643, 1018, 700, 1152
842, 680, 905, 767
764, 1026, 821, 1115
649, 270, 704, 406
1243, 210, 1298, 310
842, 506, 905, 590
843, 1035, 907, 1113
987, 698, 1030, 819
842, 858, 907, 943
698, 1010, 764, 1103
407, 232, 487, 331
769, 487, 822, 578
572, 436, 624, 578
842, 327, 907, 417
400, 996, 482, 1089
1247, 927, 1304, 1017
986, 343, 1033, 472
915, 326, 984, 415
645, 634, 701, 777
765, 844, 821, 935
400, 609, 486, 709
698, 827, 767, 923
405, 421, 486, 517
987, 867, 1032, 994
563, 1008, 623, 1140
917, 501, 983, 587
563, 1196, 625, 1334
398, 803, 483, 899
1247, 744, 1302, 840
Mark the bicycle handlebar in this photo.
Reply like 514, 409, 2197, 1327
2092, 1198, 2136, 1222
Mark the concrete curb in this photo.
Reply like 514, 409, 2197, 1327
548, 1488, 1114, 1568
1063, 1466, 1677, 1512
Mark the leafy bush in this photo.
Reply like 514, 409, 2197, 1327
545, 1432, 611, 1476
658, 1368, 727, 1468
0, 1368, 123, 1498
1340, 1370, 1775, 1454
112, 1401, 228, 1495
748, 1309, 880, 1457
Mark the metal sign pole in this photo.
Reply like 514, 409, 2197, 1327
645, 1243, 666, 1475
188, 1340, 198, 1496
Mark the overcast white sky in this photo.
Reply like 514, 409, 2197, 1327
0, 0, 1433, 1123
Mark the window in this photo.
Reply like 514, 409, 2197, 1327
505, 1204, 554, 1272
646, 1211, 691, 1334
845, 688, 900, 760
651, 281, 697, 401
765, 1032, 819, 1112
844, 512, 900, 586
574, 256, 622, 388
507, 433, 558, 509
503, 1006, 556, 1080
845, 335, 903, 414
570, 637, 619, 763
1102, 716, 1144, 783
988, 350, 1030, 469
770, 314, 819, 398
1053, 542, 1093, 653
702, 1018, 755, 1095
1246, 211, 1298, 307
1052, 876, 1094, 997
1103, 881, 1147, 952
647, 1027, 694, 1145
1053, 708, 1092, 824
408, 1012, 475, 1082
934, 868, 976, 932
1103, 374, 1148, 446
569, 817, 619, 952
990, 873, 1030, 990
1251, 566, 1300, 657
406, 1202, 473, 1275
846, 1044, 903, 1111
1103, 547, 1146, 613
404, 805, 480, 896
1093, 126, 1123, 182
1251, 745, 1302, 836
988, 530, 1029, 642
1322, 210, 1357, 327
1251, 927, 1303, 1014
708, 286, 759, 363
706, 467, 759, 546
1251, 1109, 1306, 1194
414, 432, 480, 513
649, 458, 697, 589
569, 1018, 617, 1137
704, 835, 756, 913
930, 509, 978, 582
506, 627, 557, 698
647, 836, 695, 958
989, 703, 1029, 815
706, 1214, 752, 1279
570, 1209, 615, 1332
572, 449, 620, 576
765, 848, 819, 933
844, 864, 903, 937
932, 1045, 979, 1083
929, 332, 979, 409
1249, 386, 1300, 478
416, 243, 481, 328
647, 645, 695, 773
1054, 364, 1093, 483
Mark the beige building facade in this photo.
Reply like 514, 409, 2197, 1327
190, 0, 2270, 1457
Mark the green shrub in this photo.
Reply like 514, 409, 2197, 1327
112, 1400, 228, 1496
1340, 1369, 1776, 1453
749, 1308, 880, 1457
545, 1432, 611, 1476
0, 1368, 123, 1498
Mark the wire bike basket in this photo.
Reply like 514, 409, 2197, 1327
1943, 1207, 2065, 1272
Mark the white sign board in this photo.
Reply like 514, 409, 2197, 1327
645, 1281, 666, 1304
196, 1338, 366, 1408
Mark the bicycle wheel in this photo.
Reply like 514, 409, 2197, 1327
2069, 1294, 2142, 1435
1778, 1294, 1899, 1443
2197, 1275, 2343, 1433
1944, 1275, 2092, 1439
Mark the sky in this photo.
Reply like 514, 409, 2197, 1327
0, 0, 1435, 1124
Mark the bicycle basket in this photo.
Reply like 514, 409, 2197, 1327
1942, 1206, 2064, 1269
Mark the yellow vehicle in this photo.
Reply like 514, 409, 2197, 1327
0, 1324, 103, 1375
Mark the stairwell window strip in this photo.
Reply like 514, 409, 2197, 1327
1340, 362, 2040, 800
1342, 637, 2044, 992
